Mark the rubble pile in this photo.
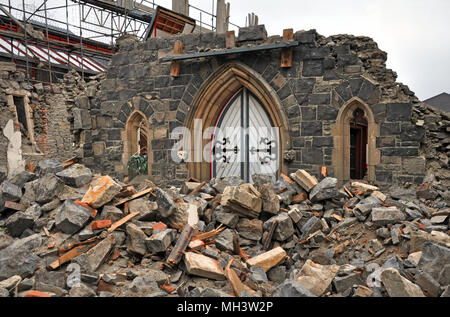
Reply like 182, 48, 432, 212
412, 103, 450, 187
0, 159, 449, 298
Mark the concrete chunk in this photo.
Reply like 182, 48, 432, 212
184, 252, 226, 280
247, 247, 287, 272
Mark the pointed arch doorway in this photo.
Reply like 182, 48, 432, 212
212, 87, 280, 183
184, 62, 291, 183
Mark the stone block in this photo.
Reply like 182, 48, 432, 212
302, 60, 323, 77
101, 205, 123, 223
290, 169, 318, 192
145, 229, 175, 254
55, 200, 92, 234
247, 247, 287, 272
56, 164, 93, 188
5, 211, 34, 237
74, 234, 116, 272
296, 259, 339, 296
236, 218, 263, 241
301, 121, 322, 136
386, 103, 412, 122
36, 159, 63, 176
215, 209, 239, 228
371, 207, 406, 227
220, 184, 262, 218
415, 272, 441, 297
237, 25, 267, 42
184, 252, 226, 280
126, 223, 148, 256
332, 273, 364, 293
309, 177, 337, 202
380, 268, 425, 297
214, 228, 234, 252
264, 213, 295, 242
33, 173, 65, 204
82, 176, 122, 209
1, 181, 22, 202
153, 187, 177, 218
417, 242, 450, 281
274, 279, 316, 297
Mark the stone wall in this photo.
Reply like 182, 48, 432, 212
0, 63, 76, 176
86, 26, 432, 187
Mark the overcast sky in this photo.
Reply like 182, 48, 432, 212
9, 0, 449, 100
186, 0, 450, 101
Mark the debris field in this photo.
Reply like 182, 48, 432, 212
0, 159, 449, 298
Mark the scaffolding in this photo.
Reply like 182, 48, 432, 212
0, 0, 240, 85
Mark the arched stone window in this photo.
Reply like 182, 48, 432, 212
184, 62, 291, 182
124, 111, 149, 176
332, 97, 380, 183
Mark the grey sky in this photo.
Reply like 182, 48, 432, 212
190, 0, 450, 101
8, 0, 450, 100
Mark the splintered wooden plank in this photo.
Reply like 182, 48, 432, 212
62, 157, 78, 168
225, 259, 244, 297
186, 181, 206, 196
107, 212, 140, 233
166, 224, 195, 267
114, 188, 154, 206
49, 243, 96, 270
281, 29, 294, 68
247, 246, 287, 272
170, 40, 184, 77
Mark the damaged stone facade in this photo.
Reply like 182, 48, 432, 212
84, 25, 436, 187
0, 62, 105, 179
0, 63, 75, 176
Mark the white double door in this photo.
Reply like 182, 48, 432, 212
212, 88, 279, 183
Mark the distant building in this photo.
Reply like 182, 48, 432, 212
423, 93, 450, 113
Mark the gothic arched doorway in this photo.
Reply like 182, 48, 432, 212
332, 97, 380, 183
184, 62, 291, 182
212, 88, 279, 183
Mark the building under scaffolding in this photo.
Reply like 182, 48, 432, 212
0, 0, 239, 84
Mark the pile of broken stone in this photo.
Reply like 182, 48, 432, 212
0, 160, 449, 298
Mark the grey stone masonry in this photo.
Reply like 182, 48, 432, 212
85, 26, 427, 187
